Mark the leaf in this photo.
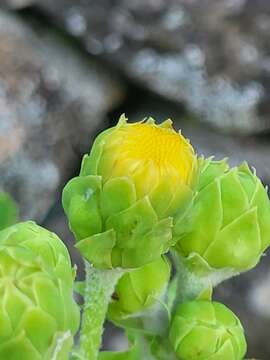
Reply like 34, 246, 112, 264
76, 229, 116, 268
62, 176, 102, 240
45, 331, 74, 360
98, 340, 140, 360
100, 177, 136, 220
74, 281, 85, 297
0, 192, 18, 231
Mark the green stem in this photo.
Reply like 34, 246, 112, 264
78, 261, 124, 360
171, 251, 237, 310
173, 254, 211, 305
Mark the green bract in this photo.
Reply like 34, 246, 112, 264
108, 256, 171, 321
169, 300, 247, 360
174, 159, 270, 271
62, 116, 197, 269
0, 221, 80, 360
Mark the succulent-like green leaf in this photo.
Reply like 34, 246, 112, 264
108, 257, 171, 320
62, 176, 102, 240
100, 177, 136, 220
204, 208, 261, 270
76, 229, 116, 268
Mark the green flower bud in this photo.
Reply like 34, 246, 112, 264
169, 300, 247, 360
0, 221, 80, 360
174, 159, 270, 271
63, 116, 198, 268
108, 256, 171, 321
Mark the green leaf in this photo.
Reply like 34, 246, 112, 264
175, 180, 223, 256
45, 331, 74, 360
250, 180, 270, 251
220, 169, 249, 227
0, 331, 41, 360
74, 281, 85, 297
80, 127, 114, 176
106, 197, 158, 247
100, 177, 136, 220
207, 340, 235, 360
76, 229, 116, 268
0, 192, 18, 231
204, 207, 261, 270
167, 277, 177, 313
197, 286, 213, 301
98, 340, 140, 360
121, 217, 173, 268
198, 158, 229, 191
62, 176, 102, 240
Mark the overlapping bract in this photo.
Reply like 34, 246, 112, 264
0, 222, 80, 360
169, 300, 247, 360
174, 159, 270, 271
63, 116, 197, 269
108, 256, 171, 321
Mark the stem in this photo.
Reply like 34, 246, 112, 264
78, 261, 124, 360
172, 253, 211, 309
172, 251, 237, 309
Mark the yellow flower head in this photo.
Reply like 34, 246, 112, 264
89, 115, 197, 199
63, 115, 198, 268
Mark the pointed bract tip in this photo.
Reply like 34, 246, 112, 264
221, 157, 229, 164
160, 118, 173, 129
146, 117, 156, 125
199, 156, 213, 173
117, 114, 128, 127
238, 161, 252, 175
252, 166, 257, 176
139, 117, 148, 124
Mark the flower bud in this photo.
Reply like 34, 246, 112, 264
174, 159, 270, 271
0, 222, 80, 359
63, 116, 197, 268
169, 300, 247, 360
108, 256, 171, 321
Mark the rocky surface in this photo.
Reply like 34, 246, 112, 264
2, 0, 34, 8
0, 10, 123, 222
4, 0, 270, 134
215, 255, 270, 360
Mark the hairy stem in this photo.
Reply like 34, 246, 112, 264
171, 251, 237, 310
78, 261, 124, 360
174, 255, 210, 304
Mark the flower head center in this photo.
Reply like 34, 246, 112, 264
119, 123, 194, 183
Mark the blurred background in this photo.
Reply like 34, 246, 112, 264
1, 0, 270, 358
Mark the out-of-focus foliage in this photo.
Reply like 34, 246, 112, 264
0, 192, 18, 230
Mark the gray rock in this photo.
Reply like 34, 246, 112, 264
215, 255, 270, 360
2, 0, 34, 8
11, 0, 270, 134
0, 10, 124, 222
